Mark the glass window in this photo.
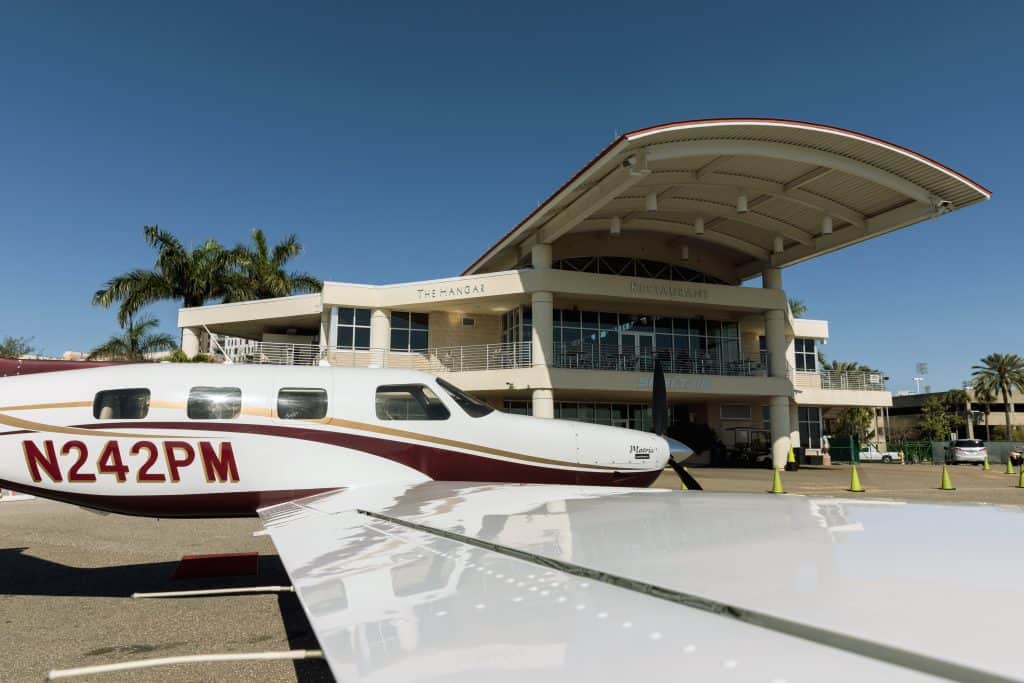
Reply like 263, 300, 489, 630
503, 400, 532, 415
336, 307, 372, 350
436, 378, 494, 417
187, 387, 241, 420
376, 385, 450, 420
390, 312, 430, 352
93, 388, 150, 419
277, 388, 328, 420
798, 406, 823, 450
720, 404, 752, 421
795, 338, 816, 371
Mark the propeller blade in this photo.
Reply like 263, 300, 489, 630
652, 359, 667, 436
668, 459, 704, 491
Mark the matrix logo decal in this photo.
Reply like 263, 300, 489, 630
630, 444, 654, 460
22, 440, 240, 484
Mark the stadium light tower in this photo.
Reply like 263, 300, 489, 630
914, 362, 928, 394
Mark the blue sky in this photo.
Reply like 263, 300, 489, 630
0, 1, 1020, 392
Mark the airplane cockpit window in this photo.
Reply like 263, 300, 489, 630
92, 388, 151, 420
436, 378, 494, 418
375, 385, 450, 421
187, 387, 242, 420
277, 388, 328, 420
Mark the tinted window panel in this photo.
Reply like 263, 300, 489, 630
376, 385, 450, 420
410, 331, 429, 351
436, 378, 494, 418
187, 387, 242, 420
354, 328, 370, 349
93, 389, 150, 419
354, 308, 371, 326
277, 388, 328, 420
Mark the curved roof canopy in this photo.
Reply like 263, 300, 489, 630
464, 119, 990, 280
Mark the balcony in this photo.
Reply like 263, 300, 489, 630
552, 344, 770, 377
792, 369, 888, 392
211, 337, 769, 378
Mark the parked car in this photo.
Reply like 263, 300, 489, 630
858, 443, 901, 463
945, 439, 987, 465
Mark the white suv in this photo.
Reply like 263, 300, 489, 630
945, 439, 987, 465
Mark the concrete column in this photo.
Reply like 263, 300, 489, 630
319, 309, 331, 353
531, 291, 554, 368
369, 309, 390, 368
764, 310, 788, 380
181, 327, 200, 358
762, 266, 782, 291
770, 395, 791, 469
532, 243, 552, 270
789, 405, 800, 450
966, 399, 975, 439
532, 388, 554, 418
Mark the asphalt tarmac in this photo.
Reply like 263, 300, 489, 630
4, 462, 1022, 681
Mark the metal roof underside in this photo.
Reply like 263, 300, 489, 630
464, 119, 990, 280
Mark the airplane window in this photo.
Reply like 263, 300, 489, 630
375, 385, 450, 421
92, 388, 151, 420
277, 388, 328, 420
187, 387, 242, 420
435, 378, 494, 418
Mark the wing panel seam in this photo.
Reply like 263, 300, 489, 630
358, 508, 1009, 683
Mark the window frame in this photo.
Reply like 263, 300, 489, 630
335, 307, 372, 351
187, 386, 242, 420
276, 387, 329, 420
93, 388, 151, 420
390, 311, 430, 353
795, 338, 817, 372
436, 378, 494, 418
375, 384, 451, 421
720, 403, 753, 421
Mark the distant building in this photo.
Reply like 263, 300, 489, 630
890, 390, 1024, 441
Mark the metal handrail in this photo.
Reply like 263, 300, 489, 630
552, 343, 769, 377
792, 368, 887, 391
322, 342, 532, 372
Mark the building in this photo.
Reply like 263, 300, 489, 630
177, 119, 989, 468
890, 390, 1024, 441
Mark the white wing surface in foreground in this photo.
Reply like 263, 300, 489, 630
259, 482, 1023, 682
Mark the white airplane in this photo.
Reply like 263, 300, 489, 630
3, 361, 1024, 682
0, 362, 694, 516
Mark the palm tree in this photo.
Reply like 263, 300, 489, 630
972, 377, 996, 440
88, 315, 177, 361
93, 226, 238, 325
223, 229, 322, 301
788, 298, 807, 318
971, 353, 1024, 441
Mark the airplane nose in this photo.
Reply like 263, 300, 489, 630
664, 436, 693, 464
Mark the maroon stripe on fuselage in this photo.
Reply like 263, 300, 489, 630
0, 478, 336, 518
67, 421, 663, 489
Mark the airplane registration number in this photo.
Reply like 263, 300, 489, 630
22, 439, 240, 484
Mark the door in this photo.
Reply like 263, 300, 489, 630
621, 331, 654, 370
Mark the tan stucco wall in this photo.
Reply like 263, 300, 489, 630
428, 312, 502, 348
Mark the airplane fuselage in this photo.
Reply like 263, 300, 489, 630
0, 364, 673, 517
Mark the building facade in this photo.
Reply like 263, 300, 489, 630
177, 119, 989, 468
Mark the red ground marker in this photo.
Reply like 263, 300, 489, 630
172, 552, 259, 579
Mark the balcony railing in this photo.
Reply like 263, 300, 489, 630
215, 339, 322, 366
793, 369, 888, 391
552, 344, 769, 377
324, 342, 532, 372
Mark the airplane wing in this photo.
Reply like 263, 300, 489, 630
259, 482, 1022, 682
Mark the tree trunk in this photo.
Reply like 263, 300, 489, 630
1004, 385, 1012, 441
